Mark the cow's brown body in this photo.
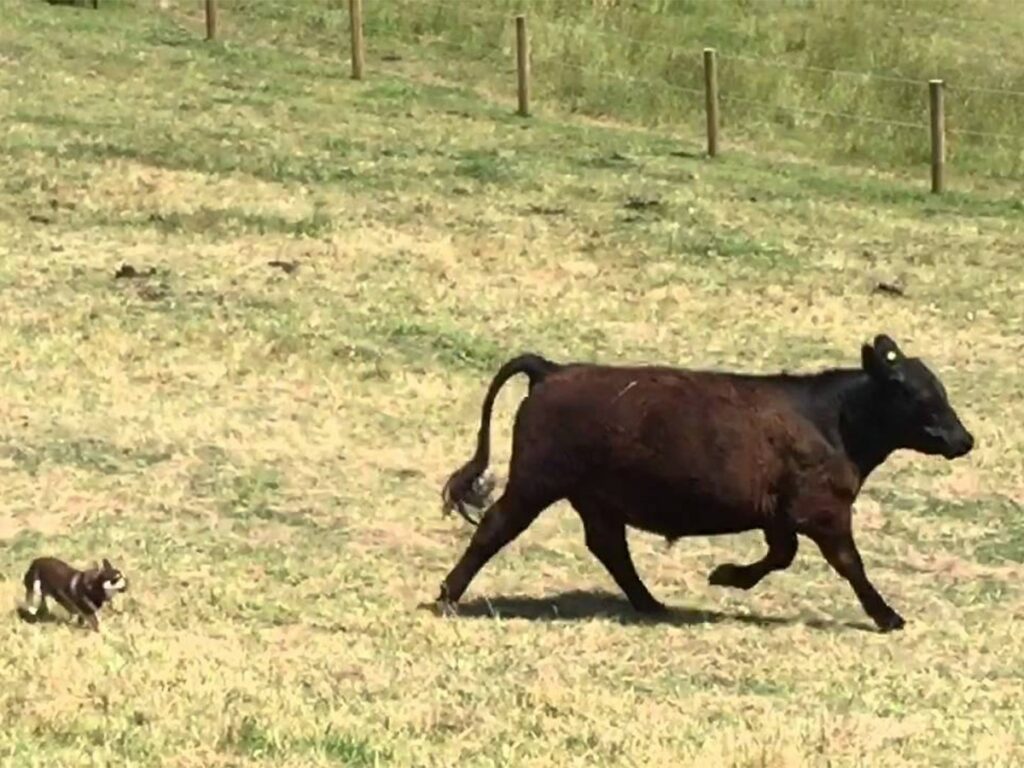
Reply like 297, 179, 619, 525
439, 337, 974, 632
512, 365, 857, 539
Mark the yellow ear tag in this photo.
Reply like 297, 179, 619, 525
885, 350, 897, 362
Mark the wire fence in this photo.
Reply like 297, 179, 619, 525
407, 0, 1024, 96
148, 0, 1022, 190
531, 16, 1024, 100
578, 0, 1024, 73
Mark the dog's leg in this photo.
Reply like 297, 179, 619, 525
23, 579, 43, 617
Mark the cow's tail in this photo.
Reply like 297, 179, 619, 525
442, 353, 560, 526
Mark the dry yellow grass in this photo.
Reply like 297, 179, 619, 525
0, 2, 1022, 766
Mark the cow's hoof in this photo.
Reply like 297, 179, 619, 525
632, 598, 668, 616
435, 584, 460, 617
707, 563, 751, 589
435, 598, 459, 618
875, 612, 906, 632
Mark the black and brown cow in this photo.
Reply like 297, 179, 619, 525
438, 335, 974, 632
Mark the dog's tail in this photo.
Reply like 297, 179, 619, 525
441, 353, 560, 525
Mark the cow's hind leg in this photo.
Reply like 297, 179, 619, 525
708, 525, 798, 590
572, 500, 665, 614
438, 491, 547, 606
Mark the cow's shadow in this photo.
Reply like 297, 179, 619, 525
421, 589, 876, 633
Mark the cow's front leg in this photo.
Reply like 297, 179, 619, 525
708, 525, 798, 590
812, 530, 904, 632
791, 484, 904, 632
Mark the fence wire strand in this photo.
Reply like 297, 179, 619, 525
720, 94, 928, 131
947, 126, 1023, 142
726, 53, 927, 85
947, 83, 1024, 99
594, 0, 1024, 35
555, 60, 704, 98
885, 4, 1024, 32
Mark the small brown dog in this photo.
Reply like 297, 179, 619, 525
19, 557, 127, 632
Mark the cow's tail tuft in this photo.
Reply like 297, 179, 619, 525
441, 354, 560, 525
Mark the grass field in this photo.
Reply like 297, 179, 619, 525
368, 0, 1024, 177
1, 1, 1023, 766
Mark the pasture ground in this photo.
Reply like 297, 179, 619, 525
1, 3, 1022, 766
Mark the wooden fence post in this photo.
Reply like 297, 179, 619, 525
929, 79, 945, 194
703, 48, 719, 157
205, 0, 217, 41
515, 15, 530, 117
349, 0, 365, 80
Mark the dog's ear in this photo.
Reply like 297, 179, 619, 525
102, 558, 112, 571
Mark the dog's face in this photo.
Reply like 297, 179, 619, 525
97, 558, 128, 598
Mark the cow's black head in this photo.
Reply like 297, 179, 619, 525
861, 334, 974, 459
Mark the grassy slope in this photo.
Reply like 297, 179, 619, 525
364, 0, 1024, 176
1, 2, 1023, 766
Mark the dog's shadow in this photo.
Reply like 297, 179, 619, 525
15, 606, 82, 628
16, 605, 54, 624
420, 589, 876, 633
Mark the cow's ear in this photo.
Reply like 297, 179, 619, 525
873, 334, 905, 363
862, 336, 904, 382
